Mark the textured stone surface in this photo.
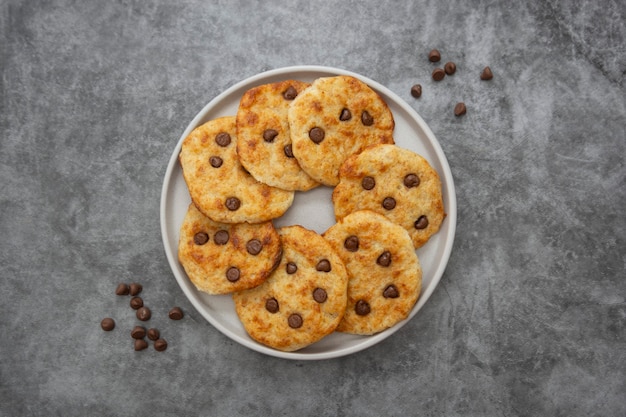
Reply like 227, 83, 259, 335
1, 0, 624, 416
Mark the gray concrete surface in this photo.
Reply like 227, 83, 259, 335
1, 0, 624, 416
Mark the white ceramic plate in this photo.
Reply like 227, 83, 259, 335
160, 66, 456, 360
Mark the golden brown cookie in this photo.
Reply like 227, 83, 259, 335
236, 80, 319, 191
287, 75, 395, 186
323, 210, 422, 335
233, 225, 348, 352
332, 144, 445, 248
179, 116, 294, 224
177, 204, 282, 295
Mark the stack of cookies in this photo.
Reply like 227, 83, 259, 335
177, 75, 445, 352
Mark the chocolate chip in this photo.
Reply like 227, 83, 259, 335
414, 215, 429, 229
377, 251, 392, 267
432, 68, 445, 81
147, 328, 160, 341
246, 239, 262, 255
130, 296, 143, 310
428, 49, 441, 62
355, 300, 371, 316
225, 197, 240, 211
282, 85, 298, 100
339, 108, 352, 121
361, 176, 376, 190
131, 326, 146, 339
215, 132, 231, 147
226, 267, 240, 282
309, 127, 325, 144
404, 173, 420, 188
286, 262, 298, 274
361, 110, 374, 126
214, 230, 229, 245
454, 102, 466, 117
134, 339, 148, 351
168, 307, 184, 320
194, 232, 209, 245
209, 156, 223, 168
129, 283, 142, 296
154, 339, 168, 352
136, 307, 151, 321
263, 129, 279, 142
383, 284, 399, 299
344, 235, 359, 252
313, 288, 327, 303
382, 197, 396, 210
288, 313, 303, 329
101, 318, 115, 331
283, 144, 294, 158
316, 259, 331, 272
444, 62, 456, 75
265, 298, 279, 313
410, 84, 422, 98
115, 283, 129, 296
480, 66, 493, 80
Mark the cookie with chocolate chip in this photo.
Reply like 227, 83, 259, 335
179, 116, 294, 224
178, 204, 283, 294
323, 210, 422, 335
236, 80, 320, 191
332, 144, 445, 249
287, 75, 395, 186
233, 225, 348, 352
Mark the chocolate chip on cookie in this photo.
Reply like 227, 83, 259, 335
361, 176, 376, 190
382, 197, 396, 210
404, 173, 420, 188
383, 284, 399, 299
286, 262, 298, 274
209, 156, 223, 168
361, 110, 374, 126
288, 313, 303, 329
215, 132, 231, 147
225, 197, 241, 211
377, 251, 392, 267
263, 129, 278, 142
283, 144, 294, 158
316, 259, 331, 272
214, 230, 229, 245
339, 108, 352, 121
414, 215, 429, 229
282, 85, 298, 100
194, 232, 209, 245
313, 288, 328, 303
344, 235, 359, 252
246, 239, 263, 255
265, 298, 279, 313
226, 267, 241, 282
308, 127, 325, 144
355, 300, 371, 316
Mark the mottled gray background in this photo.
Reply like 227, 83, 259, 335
1, 0, 624, 416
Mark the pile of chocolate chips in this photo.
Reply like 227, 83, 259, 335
410, 48, 493, 117
100, 283, 184, 352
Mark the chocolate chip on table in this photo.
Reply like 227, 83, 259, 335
383, 284, 399, 299
404, 173, 420, 188
283, 144, 294, 158
154, 339, 168, 352
101, 318, 115, 331
344, 235, 359, 252
265, 298, 279, 313
147, 328, 160, 341
361, 176, 376, 190
308, 127, 325, 144
194, 232, 209, 245
226, 267, 241, 282
131, 326, 146, 339
414, 215, 429, 229
313, 288, 327, 303
432, 68, 445, 81
285, 262, 298, 274
355, 300, 371, 316
454, 102, 467, 116
214, 230, 229, 245
136, 307, 151, 321
130, 296, 143, 310
225, 197, 240, 211
129, 283, 142, 296
480, 66, 493, 80
168, 307, 184, 320
215, 132, 231, 147
361, 110, 374, 126
444, 62, 456, 75
282, 85, 298, 100
382, 197, 396, 210
134, 339, 148, 351
115, 283, 129, 296
428, 49, 441, 62
410, 84, 422, 98
246, 239, 263, 255
316, 259, 331, 272
263, 129, 279, 142
288, 313, 303, 329
209, 156, 223, 168
377, 251, 392, 267
339, 108, 352, 121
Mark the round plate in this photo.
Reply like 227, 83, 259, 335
160, 66, 456, 360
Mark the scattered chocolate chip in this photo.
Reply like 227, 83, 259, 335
377, 251, 392, 267
169, 307, 184, 320
194, 232, 209, 245
344, 235, 359, 252
134, 339, 148, 351
361, 110, 374, 126
355, 300, 371, 316
283, 144, 294, 158
147, 328, 160, 341
246, 239, 263, 255
129, 283, 142, 296
215, 132, 231, 147
101, 318, 115, 331
480, 66, 493, 80
115, 283, 129, 296
444, 62, 456, 75
283, 85, 298, 100
414, 215, 429, 229
339, 108, 352, 121
288, 313, 303, 329
316, 259, 331, 272
404, 173, 420, 188
454, 102, 467, 116
263, 129, 279, 142
265, 298, 279, 313
131, 326, 146, 339
226, 267, 241, 282
382, 197, 396, 210
313, 288, 327, 303
432, 68, 445, 81
286, 262, 298, 274
410, 84, 422, 98
383, 285, 400, 299
428, 49, 441, 62
309, 127, 325, 144
154, 339, 168, 352
209, 156, 223, 168
130, 296, 143, 310
214, 230, 229, 245
225, 197, 240, 211
136, 307, 151, 321
362, 176, 376, 190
